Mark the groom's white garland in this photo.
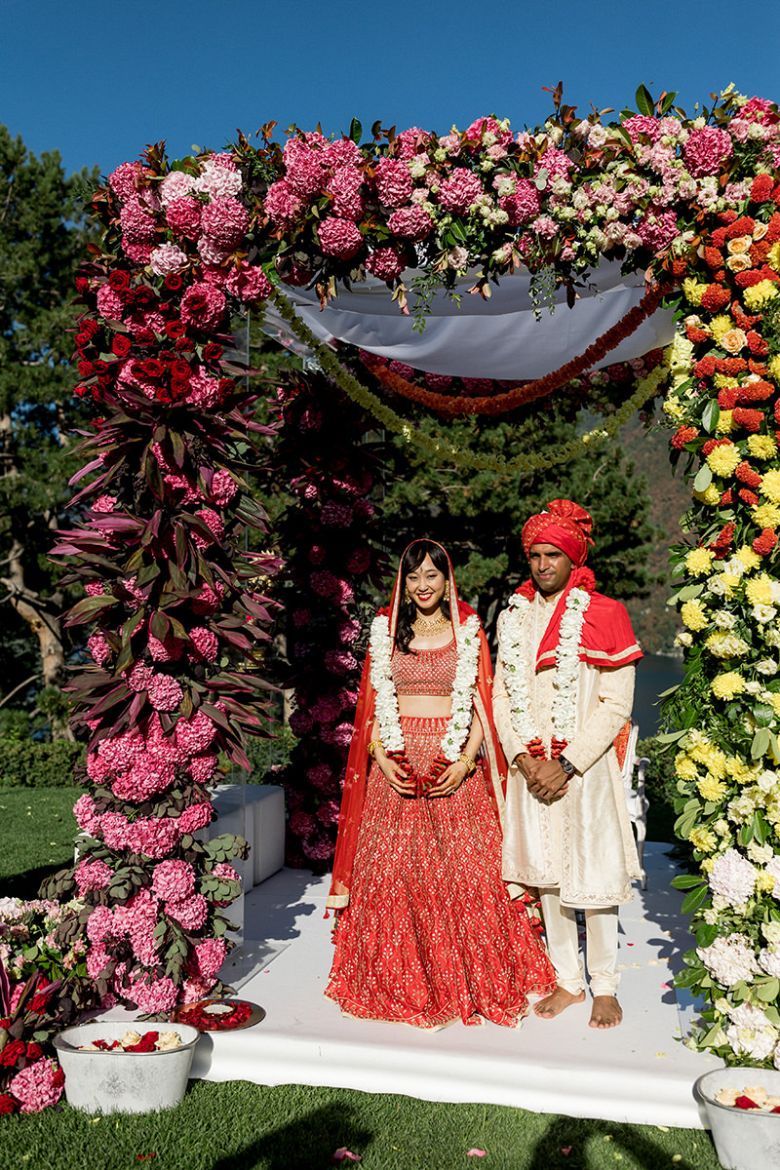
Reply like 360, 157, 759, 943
497, 588, 591, 751
369, 612, 481, 761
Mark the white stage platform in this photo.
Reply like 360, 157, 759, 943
183, 841, 718, 1129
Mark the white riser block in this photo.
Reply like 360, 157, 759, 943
250, 786, 286, 885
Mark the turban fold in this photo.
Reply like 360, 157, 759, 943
521, 499, 594, 568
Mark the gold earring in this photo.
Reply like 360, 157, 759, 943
444, 584, 450, 601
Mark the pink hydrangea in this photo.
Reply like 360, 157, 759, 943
213, 861, 241, 883
437, 168, 483, 214
176, 710, 218, 755
194, 156, 242, 200
283, 138, 327, 197
152, 859, 196, 902
86, 905, 118, 946
324, 650, 358, 675
182, 976, 215, 1003
73, 794, 101, 835
636, 206, 679, 252
192, 937, 227, 980
346, 547, 372, 575
189, 753, 218, 783
188, 369, 222, 408
96, 284, 125, 321
290, 811, 317, 837
325, 137, 363, 168
9, 1058, 64, 1113
98, 728, 145, 770
86, 944, 113, 981
99, 811, 132, 851
91, 494, 118, 514
365, 246, 405, 282
264, 179, 304, 225
150, 243, 189, 276
148, 634, 181, 663
160, 170, 196, 205
192, 507, 225, 549
534, 148, 572, 181
189, 626, 218, 662
180, 282, 227, 332
127, 662, 153, 693
120, 197, 157, 244
387, 204, 434, 239
166, 195, 202, 240
127, 816, 180, 859
323, 721, 354, 747
289, 709, 313, 736
393, 126, 433, 158
166, 893, 208, 930
192, 580, 225, 615
306, 763, 335, 791
147, 674, 183, 712
621, 114, 661, 142
74, 857, 113, 895
225, 263, 271, 303
684, 126, 734, 177
123, 241, 153, 264
87, 632, 112, 666
374, 157, 414, 207
112, 753, 176, 802
84, 749, 109, 783
115, 888, 161, 966
109, 161, 146, 202
84, 581, 107, 597
326, 166, 364, 221
127, 974, 178, 1014
317, 799, 341, 826
209, 470, 237, 507
200, 197, 249, 250
178, 802, 214, 834
318, 216, 363, 259
302, 835, 334, 862
499, 180, 541, 226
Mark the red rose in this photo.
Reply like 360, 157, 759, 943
74, 385, 90, 398
111, 335, 133, 358
133, 328, 156, 345
142, 359, 165, 379
202, 343, 223, 362
74, 275, 90, 295
0, 1039, 26, 1067
0, 1093, 16, 1114
92, 360, 110, 374
164, 321, 186, 339
164, 273, 184, 291
175, 337, 195, 351
25, 1042, 43, 1061
78, 360, 95, 377
109, 270, 131, 291
132, 286, 157, 307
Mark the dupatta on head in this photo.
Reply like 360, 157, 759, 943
327, 539, 507, 910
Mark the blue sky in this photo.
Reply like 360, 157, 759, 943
2, 0, 779, 177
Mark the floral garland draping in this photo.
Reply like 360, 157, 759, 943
39, 84, 780, 1074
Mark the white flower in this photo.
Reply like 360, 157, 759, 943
755, 659, 779, 676
726, 1002, 778, 1062
698, 933, 759, 987
747, 841, 775, 866
675, 631, 693, 648
752, 604, 778, 624
759, 945, 780, 978
765, 856, 780, 899
757, 770, 779, 794
708, 848, 757, 908
712, 611, 738, 629
763, 922, 780, 946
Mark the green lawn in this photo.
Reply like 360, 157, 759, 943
2, 1080, 719, 1170
0, 791, 719, 1169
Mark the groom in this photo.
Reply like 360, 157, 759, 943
492, 499, 642, 1029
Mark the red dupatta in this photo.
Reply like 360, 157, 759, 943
328, 539, 507, 910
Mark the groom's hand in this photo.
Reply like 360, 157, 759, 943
527, 760, 569, 802
515, 752, 540, 782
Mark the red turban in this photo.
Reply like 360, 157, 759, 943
521, 499, 594, 568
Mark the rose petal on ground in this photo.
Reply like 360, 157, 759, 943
331, 1150, 362, 1164
466, 1150, 487, 1158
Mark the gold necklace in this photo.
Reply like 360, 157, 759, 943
412, 610, 449, 633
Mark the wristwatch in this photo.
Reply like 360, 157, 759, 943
558, 754, 577, 777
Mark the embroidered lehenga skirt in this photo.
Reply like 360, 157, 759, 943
325, 715, 556, 1028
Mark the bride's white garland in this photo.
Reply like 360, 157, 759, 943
369, 612, 481, 761
497, 588, 591, 750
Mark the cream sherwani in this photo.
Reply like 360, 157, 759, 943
494, 591, 641, 907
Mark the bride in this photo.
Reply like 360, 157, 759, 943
325, 538, 555, 1028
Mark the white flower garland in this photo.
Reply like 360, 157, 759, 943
497, 588, 591, 751
369, 612, 481, 762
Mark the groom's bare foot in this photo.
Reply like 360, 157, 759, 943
533, 986, 586, 1019
589, 995, 623, 1029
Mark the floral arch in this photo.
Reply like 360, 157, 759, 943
28, 84, 780, 1075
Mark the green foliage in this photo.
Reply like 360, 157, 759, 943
0, 738, 85, 789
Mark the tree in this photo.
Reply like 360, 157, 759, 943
0, 126, 98, 735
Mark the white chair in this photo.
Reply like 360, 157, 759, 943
619, 722, 650, 889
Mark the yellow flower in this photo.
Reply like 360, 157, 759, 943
663, 396, 684, 421
700, 857, 715, 874
706, 443, 740, 478
675, 752, 699, 781
768, 354, 780, 385
681, 599, 708, 631
705, 631, 749, 658
682, 278, 707, 306
770, 694, 780, 718
743, 280, 780, 310
709, 315, 734, 342
713, 374, 739, 389
689, 826, 718, 853
753, 502, 780, 528
725, 756, 757, 785
697, 775, 728, 802
711, 671, 746, 700
746, 574, 774, 607
736, 545, 762, 572
715, 410, 734, 434
747, 434, 777, 460
767, 241, 780, 272
702, 748, 728, 779
685, 548, 715, 576
760, 468, 780, 504
756, 871, 777, 893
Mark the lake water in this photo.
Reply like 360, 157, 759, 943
634, 653, 684, 738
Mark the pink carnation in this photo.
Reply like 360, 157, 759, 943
166, 195, 202, 240
437, 168, 483, 214
684, 126, 734, 177
178, 802, 214, 834
189, 626, 219, 662
463, 116, 513, 149
147, 674, 183, 712
374, 157, 414, 207
264, 179, 304, 226
150, 243, 189, 276
87, 632, 112, 666
74, 857, 113, 894
200, 197, 249, 250
192, 937, 227, 980
109, 161, 146, 203
636, 206, 679, 252
9, 1058, 64, 1113
127, 974, 178, 1014
621, 115, 661, 142
387, 204, 434, 239
365, 246, 405, 282
152, 859, 196, 902
318, 217, 363, 260
180, 282, 227, 332
225, 263, 271, 303
120, 197, 157, 245
166, 893, 208, 930
326, 167, 364, 221
534, 148, 572, 181
499, 180, 541, 226
742, 96, 780, 125
96, 284, 125, 321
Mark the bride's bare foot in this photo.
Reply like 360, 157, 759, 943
533, 986, 586, 1019
589, 995, 623, 1029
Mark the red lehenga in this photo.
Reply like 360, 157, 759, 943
325, 542, 555, 1029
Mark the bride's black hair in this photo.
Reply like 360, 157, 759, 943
395, 540, 451, 655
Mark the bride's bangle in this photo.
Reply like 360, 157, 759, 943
458, 752, 476, 775
368, 739, 384, 759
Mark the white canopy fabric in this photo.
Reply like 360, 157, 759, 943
266, 261, 676, 379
